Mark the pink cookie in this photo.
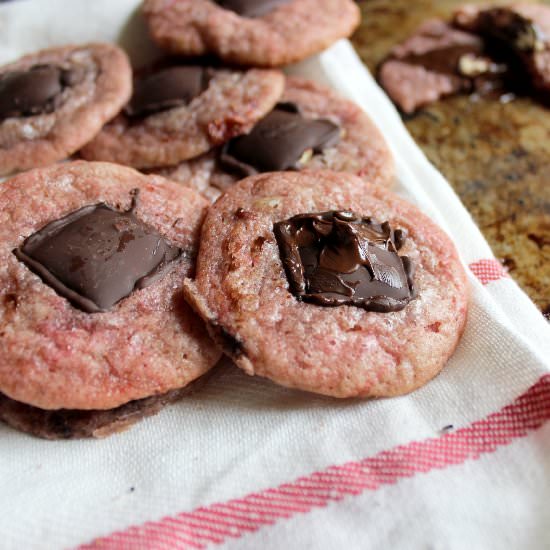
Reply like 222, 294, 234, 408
184, 171, 468, 398
0, 43, 132, 176
159, 76, 394, 202
378, 19, 484, 114
0, 161, 221, 437
142, 0, 360, 67
80, 65, 284, 169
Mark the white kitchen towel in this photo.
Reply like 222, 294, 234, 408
0, 1, 549, 549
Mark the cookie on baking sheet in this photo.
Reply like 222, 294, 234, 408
80, 63, 284, 169
159, 76, 394, 201
142, 0, 360, 67
183, 171, 468, 398
0, 43, 131, 176
0, 161, 221, 439
453, 3, 550, 97
377, 19, 486, 114
379, 4, 550, 114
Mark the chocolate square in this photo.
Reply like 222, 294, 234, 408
14, 203, 181, 313
216, 0, 290, 18
220, 103, 341, 175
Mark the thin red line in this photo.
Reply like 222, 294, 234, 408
192, 509, 260, 531
162, 518, 220, 545
216, 502, 281, 522
107, 526, 204, 550
231, 499, 296, 518
172, 518, 235, 539
81, 374, 549, 550
243, 494, 311, 513
213, 501, 274, 525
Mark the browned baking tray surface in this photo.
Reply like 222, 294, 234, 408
352, 0, 550, 318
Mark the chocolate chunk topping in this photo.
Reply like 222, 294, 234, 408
216, 0, 290, 18
125, 66, 208, 117
401, 43, 484, 77
220, 103, 341, 176
394, 30, 509, 85
402, 44, 510, 98
0, 65, 64, 120
478, 8, 546, 53
274, 211, 415, 312
14, 200, 181, 313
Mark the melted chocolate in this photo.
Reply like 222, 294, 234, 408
220, 103, 341, 176
399, 41, 510, 97
401, 43, 483, 76
477, 8, 546, 54
216, 0, 290, 17
125, 66, 209, 117
0, 65, 65, 121
381, 8, 550, 112
14, 199, 181, 313
274, 211, 415, 312
469, 8, 548, 99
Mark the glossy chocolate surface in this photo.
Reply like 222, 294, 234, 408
274, 211, 415, 312
0, 65, 64, 120
221, 103, 341, 175
216, 0, 290, 18
126, 66, 208, 117
14, 201, 181, 313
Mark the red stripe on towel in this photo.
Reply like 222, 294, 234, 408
81, 374, 550, 550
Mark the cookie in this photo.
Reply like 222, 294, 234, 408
0, 161, 221, 433
0, 43, 132, 176
183, 171, 468, 398
80, 64, 284, 169
159, 76, 394, 201
0, 375, 209, 440
378, 19, 486, 114
453, 3, 550, 97
142, 0, 360, 67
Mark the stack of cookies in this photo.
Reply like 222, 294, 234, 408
0, 0, 468, 439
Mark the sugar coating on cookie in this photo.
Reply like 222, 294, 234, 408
0, 161, 221, 411
0, 43, 132, 176
153, 149, 237, 203
80, 65, 284, 168
184, 171, 468, 398
159, 76, 394, 201
378, 19, 485, 114
142, 0, 360, 67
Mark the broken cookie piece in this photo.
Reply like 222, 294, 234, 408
379, 4, 550, 113
453, 3, 550, 98
158, 77, 395, 201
